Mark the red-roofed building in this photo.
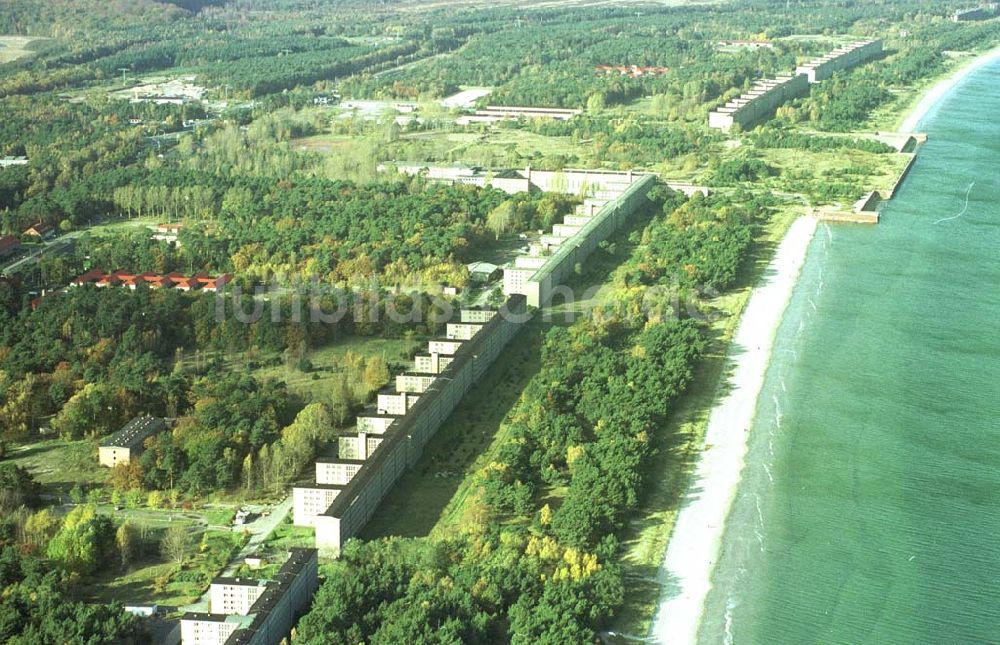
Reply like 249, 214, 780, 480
0, 235, 20, 259
70, 268, 104, 287
73, 269, 229, 293
198, 273, 232, 293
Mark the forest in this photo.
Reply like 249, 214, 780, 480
1, 0, 998, 640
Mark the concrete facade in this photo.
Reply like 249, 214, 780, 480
292, 485, 342, 527
459, 308, 496, 323
338, 432, 383, 460
413, 353, 453, 374
313, 296, 528, 555
427, 339, 464, 355
316, 459, 365, 485
445, 322, 483, 340
376, 391, 420, 415
223, 548, 319, 645
708, 74, 809, 132
396, 373, 437, 393
181, 614, 241, 645
98, 416, 166, 467
503, 174, 657, 307
795, 40, 883, 83
210, 579, 267, 615
356, 411, 398, 434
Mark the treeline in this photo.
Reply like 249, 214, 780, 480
749, 126, 894, 154
296, 185, 763, 641
619, 191, 757, 292
0, 475, 143, 643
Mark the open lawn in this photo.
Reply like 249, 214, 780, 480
5, 438, 105, 495
0, 36, 47, 63
84, 526, 246, 611
248, 335, 420, 403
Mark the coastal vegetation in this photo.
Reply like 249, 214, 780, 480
1, 0, 999, 639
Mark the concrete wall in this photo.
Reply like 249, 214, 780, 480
427, 339, 464, 355
98, 446, 134, 468
292, 486, 341, 527
796, 40, 883, 83
376, 391, 419, 415
314, 296, 529, 556
356, 414, 397, 434
504, 174, 657, 307
316, 460, 364, 485
396, 373, 436, 393
709, 74, 809, 132
413, 353, 452, 374
224, 548, 319, 645
210, 582, 266, 616
181, 617, 238, 645
446, 323, 482, 340
459, 309, 496, 323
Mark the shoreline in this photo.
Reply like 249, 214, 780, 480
899, 44, 1000, 132
650, 215, 818, 644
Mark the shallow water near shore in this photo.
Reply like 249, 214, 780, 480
698, 61, 1000, 643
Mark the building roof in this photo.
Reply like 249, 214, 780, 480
0, 235, 19, 254
181, 612, 230, 623
100, 416, 166, 450
24, 222, 53, 236
315, 457, 367, 465
212, 577, 267, 587
466, 261, 500, 275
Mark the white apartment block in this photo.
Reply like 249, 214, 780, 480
293, 485, 343, 527
427, 339, 464, 355
396, 373, 437, 393
413, 353, 453, 374
180, 614, 241, 645
445, 323, 483, 341
458, 309, 496, 324
338, 432, 383, 460
377, 391, 420, 415
357, 412, 397, 434
317, 459, 365, 485
209, 578, 267, 615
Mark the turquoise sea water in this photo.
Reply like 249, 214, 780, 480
699, 60, 1000, 644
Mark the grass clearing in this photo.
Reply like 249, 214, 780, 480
84, 525, 247, 610
0, 36, 47, 63
248, 335, 419, 402
5, 438, 105, 494
362, 323, 544, 539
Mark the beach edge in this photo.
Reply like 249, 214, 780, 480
649, 215, 818, 645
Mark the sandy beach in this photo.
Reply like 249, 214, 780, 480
650, 215, 818, 644
900, 45, 1000, 132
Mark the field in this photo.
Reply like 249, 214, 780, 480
248, 335, 420, 402
84, 527, 247, 610
5, 438, 106, 495
0, 36, 46, 63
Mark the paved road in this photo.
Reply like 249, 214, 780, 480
1, 231, 83, 275
178, 496, 292, 614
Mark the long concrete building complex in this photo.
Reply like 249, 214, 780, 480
180, 548, 318, 645
709, 39, 883, 131
708, 74, 809, 132
293, 299, 528, 555
795, 39, 883, 83
503, 173, 658, 307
